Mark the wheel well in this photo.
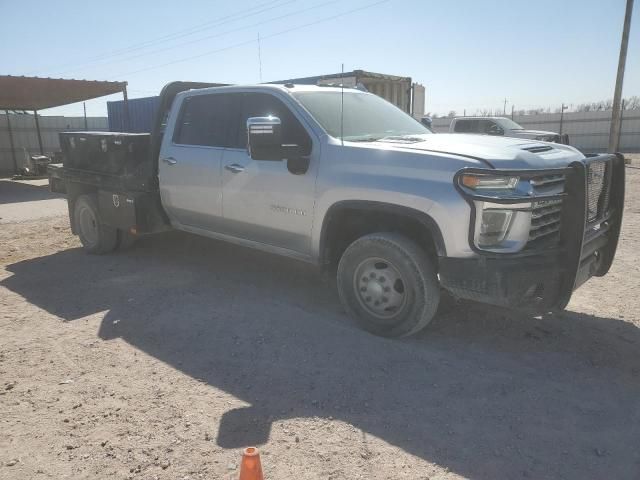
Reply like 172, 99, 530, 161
321, 203, 444, 268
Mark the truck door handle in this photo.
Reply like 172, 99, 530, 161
225, 163, 245, 174
162, 157, 177, 165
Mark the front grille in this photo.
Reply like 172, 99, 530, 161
528, 198, 563, 247
530, 173, 565, 188
586, 160, 611, 223
525, 158, 612, 250
526, 173, 566, 249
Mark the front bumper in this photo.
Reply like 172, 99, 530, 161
440, 153, 625, 313
439, 254, 564, 310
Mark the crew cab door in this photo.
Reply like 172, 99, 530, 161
220, 92, 317, 255
158, 93, 234, 229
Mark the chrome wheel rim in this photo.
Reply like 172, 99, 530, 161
353, 257, 407, 320
78, 205, 98, 246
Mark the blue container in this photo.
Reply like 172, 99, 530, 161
107, 96, 160, 133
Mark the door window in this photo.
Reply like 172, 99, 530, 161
173, 94, 239, 147
478, 120, 493, 134
228, 93, 312, 155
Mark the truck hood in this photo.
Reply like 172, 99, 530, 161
377, 133, 584, 169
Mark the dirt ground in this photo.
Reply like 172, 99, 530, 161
1, 165, 640, 480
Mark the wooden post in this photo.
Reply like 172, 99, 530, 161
617, 99, 625, 150
608, 0, 634, 152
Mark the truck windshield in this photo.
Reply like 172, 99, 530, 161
292, 91, 430, 142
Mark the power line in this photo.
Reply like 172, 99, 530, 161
56, 0, 341, 77
108, 0, 391, 80
25, 0, 292, 76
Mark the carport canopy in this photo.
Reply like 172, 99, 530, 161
0, 75, 127, 110
1, 76, 129, 166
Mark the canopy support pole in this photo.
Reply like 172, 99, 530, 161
34, 110, 44, 155
4, 110, 17, 173
122, 84, 130, 132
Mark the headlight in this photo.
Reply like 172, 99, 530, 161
472, 202, 532, 251
457, 172, 531, 252
478, 209, 513, 247
459, 173, 519, 190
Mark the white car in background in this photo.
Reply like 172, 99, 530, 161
449, 117, 569, 144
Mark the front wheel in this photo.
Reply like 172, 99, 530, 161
337, 232, 440, 338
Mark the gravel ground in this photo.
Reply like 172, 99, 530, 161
1, 165, 639, 479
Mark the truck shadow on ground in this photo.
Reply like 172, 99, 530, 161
3, 230, 640, 479
0, 179, 62, 204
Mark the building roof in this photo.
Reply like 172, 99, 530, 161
0, 75, 127, 110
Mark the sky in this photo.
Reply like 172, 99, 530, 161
1, 0, 638, 118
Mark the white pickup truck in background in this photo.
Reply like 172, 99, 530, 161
449, 116, 570, 144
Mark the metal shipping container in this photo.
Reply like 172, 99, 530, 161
272, 70, 425, 117
107, 96, 160, 133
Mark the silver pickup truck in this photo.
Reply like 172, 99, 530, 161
57, 82, 625, 337
449, 116, 570, 144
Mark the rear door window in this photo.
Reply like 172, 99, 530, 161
454, 119, 478, 133
174, 93, 239, 147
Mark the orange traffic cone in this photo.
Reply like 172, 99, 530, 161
239, 447, 264, 480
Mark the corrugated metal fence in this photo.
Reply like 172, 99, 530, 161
0, 114, 108, 175
430, 110, 640, 153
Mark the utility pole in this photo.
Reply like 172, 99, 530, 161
559, 103, 568, 135
83, 102, 88, 131
503, 98, 507, 116
257, 33, 263, 83
511, 104, 515, 120
609, 0, 634, 153
618, 99, 626, 148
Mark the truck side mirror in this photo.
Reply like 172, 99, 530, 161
247, 116, 284, 161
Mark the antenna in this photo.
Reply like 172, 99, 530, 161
257, 32, 263, 82
340, 63, 344, 146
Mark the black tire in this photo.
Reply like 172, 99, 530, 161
337, 232, 440, 338
73, 194, 118, 254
